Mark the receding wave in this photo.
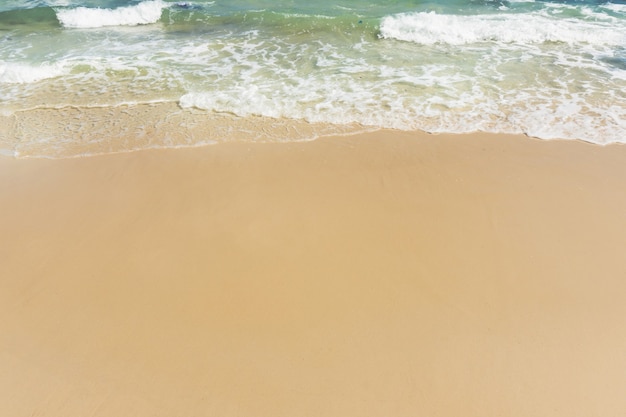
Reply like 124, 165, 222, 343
5, 103, 366, 158
56, 0, 167, 29
379, 11, 626, 45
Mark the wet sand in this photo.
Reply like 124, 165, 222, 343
2, 130, 626, 416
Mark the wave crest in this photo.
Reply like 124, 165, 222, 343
379, 11, 625, 46
56, 0, 167, 29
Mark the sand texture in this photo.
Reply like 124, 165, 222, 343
2, 131, 626, 416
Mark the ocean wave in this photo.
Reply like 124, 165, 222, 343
601, 3, 626, 14
0, 6, 59, 27
379, 11, 626, 46
56, 0, 167, 29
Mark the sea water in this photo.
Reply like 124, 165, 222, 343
1, 0, 625, 157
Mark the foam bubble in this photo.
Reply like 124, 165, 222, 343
379, 11, 626, 46
56, 0, 167, 29
0, 62, 67, 84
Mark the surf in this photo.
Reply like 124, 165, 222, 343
379, 10, 626, 46
55, 0, 167, 29
0, 61, 68, 84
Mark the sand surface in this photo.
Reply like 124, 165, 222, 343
2, 131, 626, 416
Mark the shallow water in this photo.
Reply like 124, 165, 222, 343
1, 0, 625, 157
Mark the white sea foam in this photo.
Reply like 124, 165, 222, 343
178, 52, 626, 146
379, 11, 626, 46
56, 0, 167, 29
0, 62, 67, 84
601, 3, 626, 14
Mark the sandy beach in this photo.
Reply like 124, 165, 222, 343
2, 130, 626, 416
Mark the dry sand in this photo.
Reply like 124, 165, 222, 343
1, 130, 626, 416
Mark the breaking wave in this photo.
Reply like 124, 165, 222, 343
56, 0, 167, 29
379, 11, 626, 45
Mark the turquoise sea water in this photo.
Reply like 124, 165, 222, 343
1, 0, 625, 157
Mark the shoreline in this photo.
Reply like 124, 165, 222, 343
3, 102, 625, 160
2, 130, 626, 416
